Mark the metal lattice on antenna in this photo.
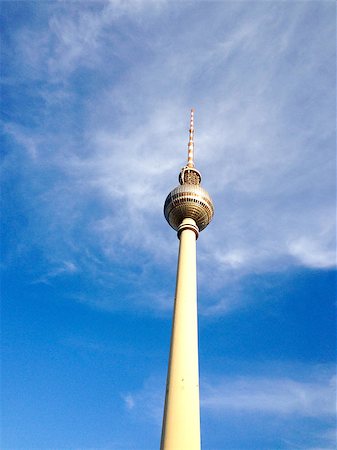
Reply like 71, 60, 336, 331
178, 109, 202, 186
187, 108, 195, 168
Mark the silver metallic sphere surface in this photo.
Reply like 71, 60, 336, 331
164, 183, 214, 232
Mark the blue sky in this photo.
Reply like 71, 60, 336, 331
1, 1, 336, 449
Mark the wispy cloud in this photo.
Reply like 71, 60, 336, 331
122, 393, 135, 411
32, 261, 78, 285
122, 375, 165, 423
2, 1, 335, 314
201, 374, 335, 418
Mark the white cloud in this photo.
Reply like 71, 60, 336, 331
13, 1, 168, 83
122, 393, 136, 411
122, 376, 164, 423
4, 122, 40, 159
288, 235, 336, 269
3, 1, 336, 313
202, 374, 336, 418
32, 260, 78, 285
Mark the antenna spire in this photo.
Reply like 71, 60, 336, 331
187, 108, 195, 168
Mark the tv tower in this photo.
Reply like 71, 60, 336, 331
160, 109, 214, 450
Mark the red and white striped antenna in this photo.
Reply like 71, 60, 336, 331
187, 108, 195, 168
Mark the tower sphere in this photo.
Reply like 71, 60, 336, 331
164, 183, 214, 232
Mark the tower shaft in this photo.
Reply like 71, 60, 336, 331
160, 218, 201, 450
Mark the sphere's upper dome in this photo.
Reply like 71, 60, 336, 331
164, 183, 214, 231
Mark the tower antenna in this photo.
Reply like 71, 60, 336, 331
187, 108, 195, 168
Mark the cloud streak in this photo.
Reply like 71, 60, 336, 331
202, 374, 335, 418
2, 1, 335, 315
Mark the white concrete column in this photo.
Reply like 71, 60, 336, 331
160, 218, 201, 450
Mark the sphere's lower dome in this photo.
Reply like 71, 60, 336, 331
164, 184, 214, 231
